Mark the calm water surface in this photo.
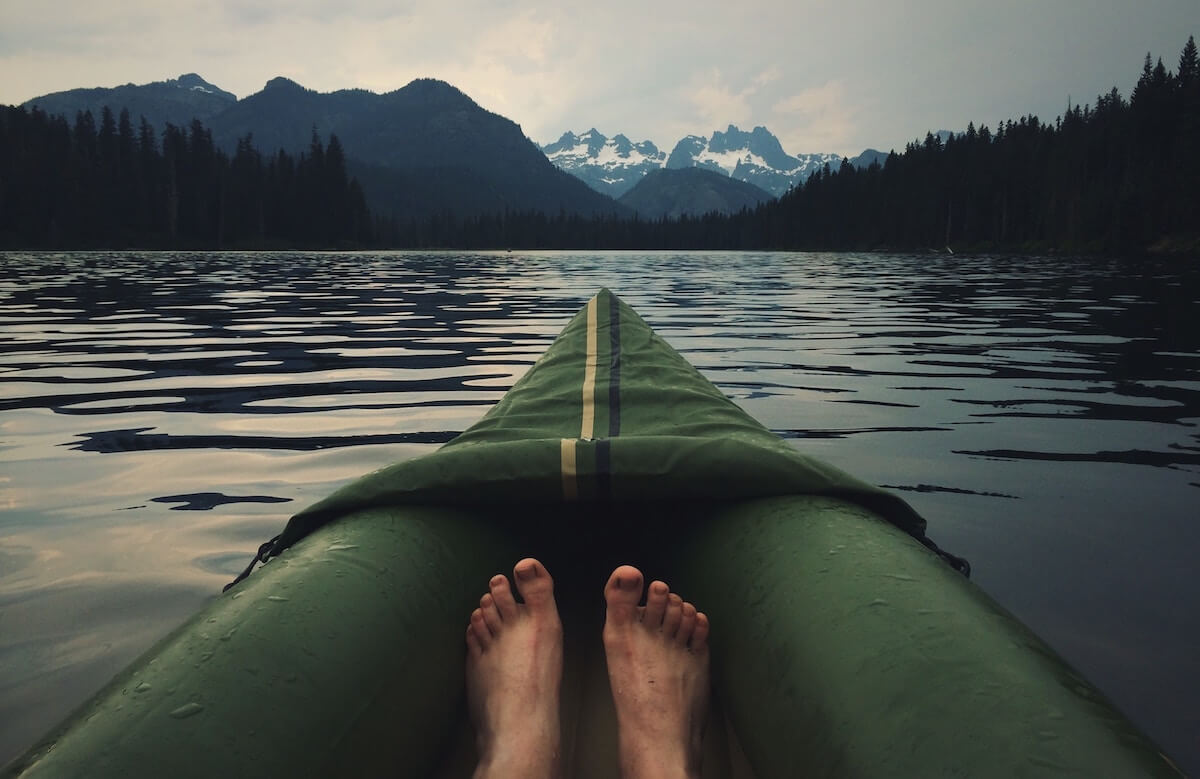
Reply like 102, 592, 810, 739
1, 251, 1197, 770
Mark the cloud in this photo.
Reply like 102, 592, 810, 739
771, 80, 858, 155
682, 66, 784, 136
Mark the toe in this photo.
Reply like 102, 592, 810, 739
470, 608, 492, 649
480, 592, 503, 635
675, 602, 697, 646
691, 612, 710, 652
603, 564, 644, 627
663, 593, 683, 637
466, 624, 483, 657
489, 574, 519, 621
512, 558, 556, 613
643, 580, 669, 627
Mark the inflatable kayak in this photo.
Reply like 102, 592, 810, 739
3, 290, 1181, 778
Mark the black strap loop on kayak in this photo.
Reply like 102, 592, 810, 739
919, 535, 971, 578
223, 534, 281, 592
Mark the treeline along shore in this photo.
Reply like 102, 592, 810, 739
1, 37, 1196, 255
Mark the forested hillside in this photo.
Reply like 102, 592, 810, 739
751, 38, 1199, 253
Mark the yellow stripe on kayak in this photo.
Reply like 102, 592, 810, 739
560, 438, 578, 501
581, 296, 598, 440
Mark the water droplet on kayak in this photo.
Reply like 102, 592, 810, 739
169, 702, 204, 719
220, 628, 237, 641
326, 543, 358, 552
231, 592, 244, 599
869, 599, 890, 607
134, 682, 152, 693
1036, 730, 1058, 740
200, 652, 214, 662
267, 595, 288, 602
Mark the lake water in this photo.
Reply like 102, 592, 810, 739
1, 250, 1197, 772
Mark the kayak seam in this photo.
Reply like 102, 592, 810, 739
608, 289, 621, 438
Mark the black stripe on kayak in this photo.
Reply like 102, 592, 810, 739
608, 291, 621, 438
596, 438, 612, 501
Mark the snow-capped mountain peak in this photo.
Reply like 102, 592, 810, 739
541, 129, 667, 197
543, 124, 845, 199
665, 125, 841, 196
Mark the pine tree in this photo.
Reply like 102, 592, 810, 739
1179, 35, 1198, 86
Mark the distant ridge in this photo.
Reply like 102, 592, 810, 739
22, 74, 236, 128
619, 167, 773, 219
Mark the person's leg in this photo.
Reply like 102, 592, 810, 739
602, 565, 711, 779
466, 558, 563, 779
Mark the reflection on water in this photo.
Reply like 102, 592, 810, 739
1, 251, 1198, 770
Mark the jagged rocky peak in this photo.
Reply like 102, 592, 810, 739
546, 124, 847, 199
539, 129, 667, 198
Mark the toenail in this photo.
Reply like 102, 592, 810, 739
490, 575, 505, 587
515, 565, 536, 581
618, 575, 640, 591
652, 582, 668, 595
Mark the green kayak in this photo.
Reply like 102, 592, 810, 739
3, 290, 1181, 778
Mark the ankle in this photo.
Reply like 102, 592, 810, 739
618, 744, 699, 779
475, 741, 560, 779
475, 720, 561, 779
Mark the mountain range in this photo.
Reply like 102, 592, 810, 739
20, 73, 903, 221
542, 126, 888, 199
23, 74, 624, 221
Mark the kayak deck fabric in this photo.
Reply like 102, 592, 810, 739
263, 288, 958, 570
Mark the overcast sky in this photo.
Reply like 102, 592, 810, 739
1, 0, 1195, 157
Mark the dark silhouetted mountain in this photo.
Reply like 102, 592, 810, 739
849, 148, 889, 169
22, 74, 236, 128
207, 77, 625, 219
618, 167, 773, 219
22, 75, 626, 220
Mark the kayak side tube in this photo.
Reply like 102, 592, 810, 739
671, 495, 1182, 778
2, 506, 520, 779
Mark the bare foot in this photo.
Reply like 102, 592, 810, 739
466, 558, 563, 779
603, 565, 711, 779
